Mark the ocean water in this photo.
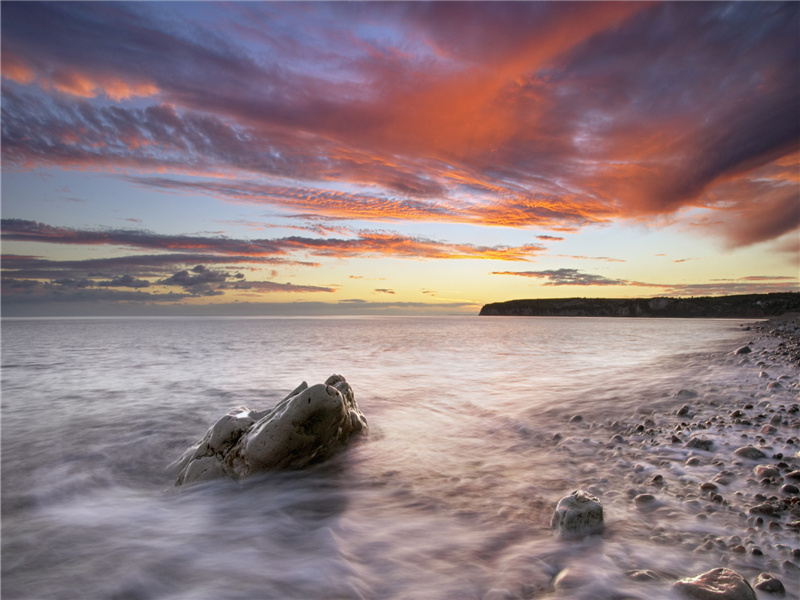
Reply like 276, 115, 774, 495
1, 316, 796, 599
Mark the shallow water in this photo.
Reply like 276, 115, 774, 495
2, 316, 796, 599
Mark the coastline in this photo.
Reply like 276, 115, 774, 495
531, 313, 800, 599
479, 292, 800, 319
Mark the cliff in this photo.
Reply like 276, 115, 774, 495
479, 292, 800, 318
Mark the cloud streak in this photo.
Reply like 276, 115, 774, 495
492, 269, 799, 296
1, 219, 545, 262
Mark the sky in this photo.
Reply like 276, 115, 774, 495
1, 1, 798, 317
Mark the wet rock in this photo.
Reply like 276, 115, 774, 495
734, 345, 753, 355
780, 483, 799, 495
634, 493, 656, 506
627, 569, 659, 582
786, 470, 800, 480
686, 436, 715, 451
173, 375, 367, 485
767, 382, 783, 391
551, 490, 604, 539
734, 446, 767, 460
569, 414, 583, 424
753, 465, 779, 479
678, 404, 692, 417
753, 573, 785, 595
672, 567, 756, 600
755, 465, 780, 479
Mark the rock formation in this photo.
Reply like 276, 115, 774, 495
173, 374, 367, 486
551, 490, 604, 539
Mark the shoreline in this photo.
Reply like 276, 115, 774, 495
530, 313, 800, 599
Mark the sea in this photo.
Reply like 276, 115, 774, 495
1, 316, 795, 600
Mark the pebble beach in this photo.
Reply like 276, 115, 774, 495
528, 314, 800, 600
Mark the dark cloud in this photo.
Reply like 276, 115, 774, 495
221, 280, 335, 294
96, 274, 150, 288
491, 269, 798, 295
374, 288, 396, 295
492, 268, 629, 286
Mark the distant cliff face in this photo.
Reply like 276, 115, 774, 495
479, 293, 800, 318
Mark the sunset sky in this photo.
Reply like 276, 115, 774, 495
2, 1, 798, 316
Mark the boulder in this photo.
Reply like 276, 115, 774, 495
551, 490, 604, 539
173, 375, 368, 486
672, 568, 756, 600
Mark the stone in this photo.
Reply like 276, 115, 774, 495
672, 568, 756, 600
753, 573, 785, 595
627, 569, 659, 582
551, 490, 604, 539
734, 446, 767, 460
173, 375, 368, 486
754, 465, 779, 479
734, 345, 752, 355
685, 436, 714, 451
678, 404, 692, 416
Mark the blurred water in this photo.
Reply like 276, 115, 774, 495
0, 316, 777, 599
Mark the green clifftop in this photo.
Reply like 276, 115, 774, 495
479, 292, 800, 318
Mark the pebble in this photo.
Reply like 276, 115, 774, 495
753, 572, 786, 595
780, 483, 799, 495
634, 493, 656, 506
672, 567, 756, 600
733, 445, 767, 460
754, 465, 779, 479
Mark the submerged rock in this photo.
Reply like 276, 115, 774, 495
685, 436, 715, 451
672, 568, 756, 600
173, 375, 368, 486
753, 573, 785, 596
551, 490, 604, 539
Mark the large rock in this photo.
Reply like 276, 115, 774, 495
672, 568, 756, 600
551, 490, 604, 539
173, 375, 367, 485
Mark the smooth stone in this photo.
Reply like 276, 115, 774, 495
734, 346, 752, 355
734, 446, 767, 460
174, 375, 367, 485
551, 490, 604, 540
685, 436, 714, 451
672, 568, 756, 600
754, 465, 779, 479
753, 573, 785, 595
780, 483, 799, 495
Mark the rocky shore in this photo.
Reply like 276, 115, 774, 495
486, 314, 800, 599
